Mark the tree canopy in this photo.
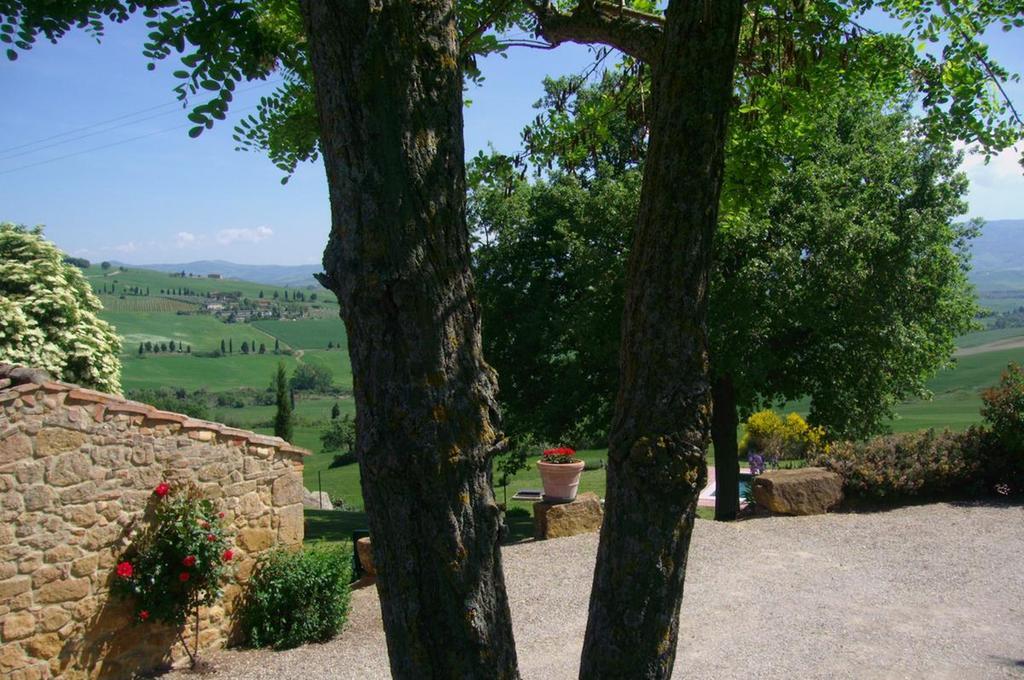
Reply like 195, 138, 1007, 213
472, 70, 978, 445
0, 222, 122, 393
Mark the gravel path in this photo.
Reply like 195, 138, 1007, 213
170, 502, 1024, 679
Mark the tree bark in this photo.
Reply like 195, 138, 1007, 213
711, 374, 740, 522
579, 1, 744, 678
298, 2, 519, 678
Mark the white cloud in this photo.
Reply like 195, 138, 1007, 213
175, 231, 197, 248
215, 226, 273, 245
960, 145, 1024, 220
961, 145, 1023, 189
113, 241, 139, 254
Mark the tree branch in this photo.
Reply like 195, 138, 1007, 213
529, 0, 664, 64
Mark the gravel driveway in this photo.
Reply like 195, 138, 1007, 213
169, 502, 1024, 679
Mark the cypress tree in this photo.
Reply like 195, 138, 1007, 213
331, 402, 340, 420
273, 363, 293, 442
221, 339, 226, 354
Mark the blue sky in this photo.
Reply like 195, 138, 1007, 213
0, 16, 1021, 266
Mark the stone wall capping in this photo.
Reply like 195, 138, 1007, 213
65, 388, 117, 405
247, 434, 287, 448
144, 411, 190, 425
181, 419, 224, 432
104, 402, 155, 417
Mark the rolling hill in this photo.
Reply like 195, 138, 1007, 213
113, 259, 324, 288
968, 219, 1024, 293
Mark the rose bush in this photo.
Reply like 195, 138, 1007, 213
111, 482, 233, 666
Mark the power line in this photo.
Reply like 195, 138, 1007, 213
0, 103, 258, 177
0, 79, 281, 158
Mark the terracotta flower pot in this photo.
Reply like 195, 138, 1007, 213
537, 460, 585, 502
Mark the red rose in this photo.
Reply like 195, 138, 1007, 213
116, 561, 134, 578
182, 555, 196, 568
200, 521, 209, 529
222, 549, 233, 562
179, 572, 190, 582
154, 483, 170, 498
218, 512, 225, 519
207, 534, 216, 542
139, 610, 150, 621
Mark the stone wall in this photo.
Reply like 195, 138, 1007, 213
0, 365, 309, 679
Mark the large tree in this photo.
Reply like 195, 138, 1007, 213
5, 1, 1020, 678
472, 80, 978, 520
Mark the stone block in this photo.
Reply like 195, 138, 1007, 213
37, 577, 90, 604
3, 612, 36, 641
271, 472, 303, 507
533, 492, 604, 540
237, 528, 274, 552
35, 428, 86, 456
70, 555, 98, 578
38, 607, 71, 633
23, 485, 57, 512
24, 632, 62, 660
0, 576, 31, 601
46, 452, 91, 487
751, 467, 844, 515
0, 643, 28, 674
0, 431, 32, 464
277, 503, 304, 546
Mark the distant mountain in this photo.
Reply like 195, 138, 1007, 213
114, 260, 323, 287
969, 219, 1024, 293
114, 219, 1022, 291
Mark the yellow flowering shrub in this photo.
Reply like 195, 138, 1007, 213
739, 410, 826, 460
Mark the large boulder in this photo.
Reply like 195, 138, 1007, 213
752, 467, 844, 515
533, 492, 604, 539
302, 487, 333, 510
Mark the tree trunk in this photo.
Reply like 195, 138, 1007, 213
298, 2, 519, 678
579, 2, 744, 678
711, 374, 740, 522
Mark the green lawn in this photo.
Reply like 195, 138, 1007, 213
120, 353, 301, 392
251, 318, 348, 350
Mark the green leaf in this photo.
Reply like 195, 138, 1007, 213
6, 48, 16, 61
188, 126, 204, 138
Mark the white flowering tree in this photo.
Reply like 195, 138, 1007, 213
0, 222, 122, 393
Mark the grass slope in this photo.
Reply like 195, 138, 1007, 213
105, 310, 278, 355
251, 319, 347, 350
120, 353, 301, 392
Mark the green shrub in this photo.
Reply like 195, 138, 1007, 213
810, 428, 990, 499
241, 543, 352, 649
981, 363, 1024, 492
